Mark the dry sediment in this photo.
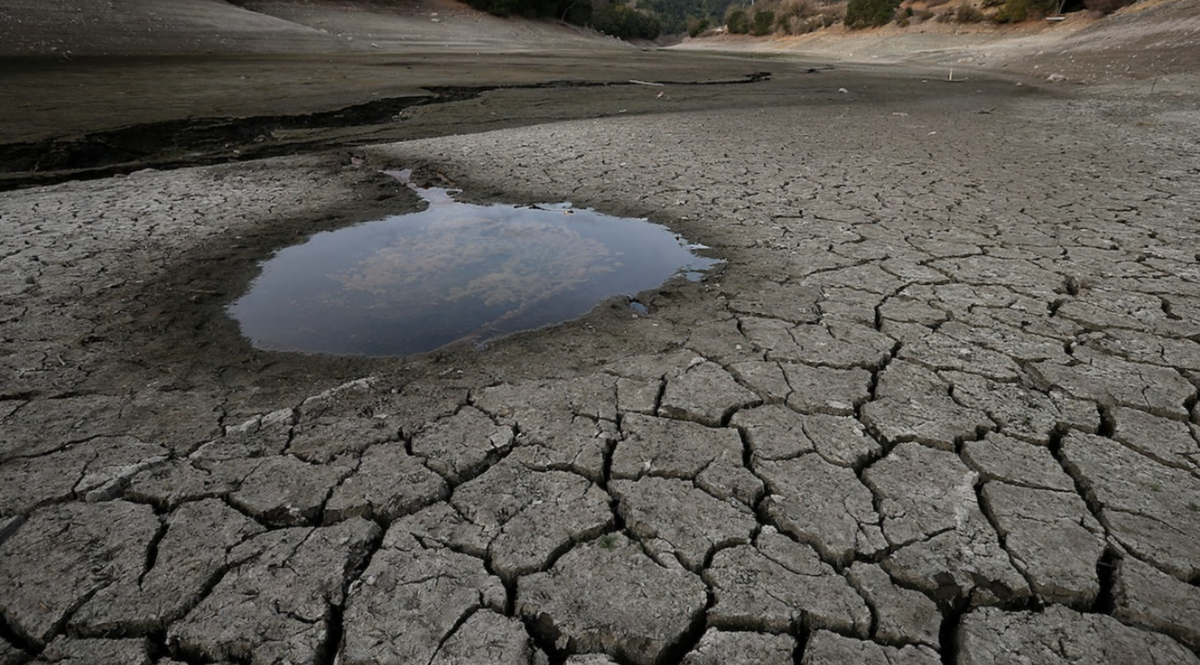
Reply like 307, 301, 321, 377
2, 10, 1200, 664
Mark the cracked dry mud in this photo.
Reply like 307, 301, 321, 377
2, 57, 1200, 665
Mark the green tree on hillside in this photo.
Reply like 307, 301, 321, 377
644, 0, 737, 35
590, 0, 663, 38
462, 0, 661, 38
724, 5, 750, 32
844, 0, 900, 27
992, 0, 1055, 21
751, 8, 775, 34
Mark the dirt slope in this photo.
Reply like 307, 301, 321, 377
673, 0, 1200, 91
1045, 0, 1200, 77
0, 0, 614, 56
238, 0, 612, 51
0, 0, 345, 55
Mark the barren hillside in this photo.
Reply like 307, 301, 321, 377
0, 0, 614, 56
675, 0, 1199, 89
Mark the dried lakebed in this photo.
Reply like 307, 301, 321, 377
1, 62, 1200, 664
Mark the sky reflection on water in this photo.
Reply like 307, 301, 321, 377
230, 180, 721, 356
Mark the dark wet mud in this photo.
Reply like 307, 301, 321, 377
0, 49, 1020, 192
0, 72, 770, 190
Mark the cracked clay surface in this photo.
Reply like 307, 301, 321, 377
2, 59, 1200, 665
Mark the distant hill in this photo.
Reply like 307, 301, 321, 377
675, 0, 1199, 82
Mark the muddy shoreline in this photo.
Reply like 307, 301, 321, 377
0, 58, 780, 190
0, 52, 1043, 406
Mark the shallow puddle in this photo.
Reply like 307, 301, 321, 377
229, 174, 721, 356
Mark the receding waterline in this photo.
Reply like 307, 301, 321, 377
229, 173, 722, 356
